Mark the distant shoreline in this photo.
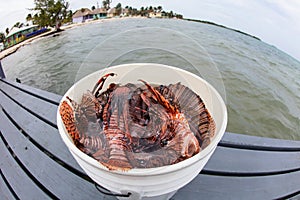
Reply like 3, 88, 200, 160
0, 17, 142, 60
0, 16, 261, 60
183, 18, 261, 41
0, 28, 56, 60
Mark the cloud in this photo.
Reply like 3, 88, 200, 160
0, 0, 34, 31
178, 0, 300, 60
252, 0, 300, 60
0, 9, 28, 31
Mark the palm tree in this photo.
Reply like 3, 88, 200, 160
102, 0, 112, 10
26, 14, 33, 22
31, 0, 70, 29
128, 6, 133, 15
13, 22, 24, 28
0, 32, 5, 43
32, 13, 39, 25
63, 10, 73, 24
149, 6, 153, 12
140, 6, 145, 16
115, 3, 122, 15
158, 6, 162, 12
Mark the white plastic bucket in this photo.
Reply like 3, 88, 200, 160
57, 63, 227, 199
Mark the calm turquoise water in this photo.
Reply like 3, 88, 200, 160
2, 18, 300, 140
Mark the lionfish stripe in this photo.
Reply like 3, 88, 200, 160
60, 101, 80, 142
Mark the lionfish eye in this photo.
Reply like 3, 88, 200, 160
160, 139, 168, 147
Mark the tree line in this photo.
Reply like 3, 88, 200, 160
0, 0, 183, 44
0, 0, 72, 43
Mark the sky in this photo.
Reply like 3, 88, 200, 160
0, 0, 300, 61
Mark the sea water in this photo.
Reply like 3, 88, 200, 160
2, 18, 300, 140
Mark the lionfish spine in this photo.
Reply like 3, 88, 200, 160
167, 82, 216, 149
198, 110, 215, 148
103, 129, 132, 171
79, 91, 101, 122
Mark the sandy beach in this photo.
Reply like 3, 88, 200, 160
0, 17, 142, 60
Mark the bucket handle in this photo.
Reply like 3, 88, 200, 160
94, 182, 131, 197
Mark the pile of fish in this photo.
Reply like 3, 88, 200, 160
60, 73, 215, 171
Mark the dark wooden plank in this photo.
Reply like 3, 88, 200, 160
203, 146, 300, 175
0, 91, 85, 175
0, 81, 57, 127
173, 172, 300, 200
0, 78, 61, 105
0, 110, 116, 200
1, 78, 300, 199
0, 136, 49, 199
2, 78, 300, 150
290, 194, 300, 200
3, 77, 300, 150
0, 63, 5, 79
0, 171, 16, 200
221, 132, 300, 150
3, 86, 300, 176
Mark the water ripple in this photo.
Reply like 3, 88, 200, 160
2, 18, 300, 140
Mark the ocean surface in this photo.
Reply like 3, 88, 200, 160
2, 18, 300, 140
